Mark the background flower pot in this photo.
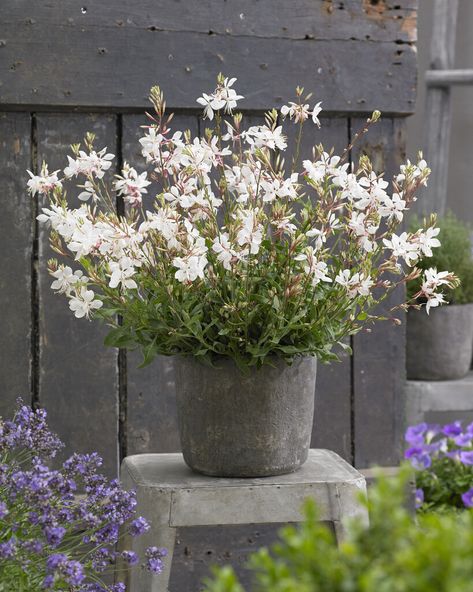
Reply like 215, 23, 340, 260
173, 355, 317, 477
407, 304, 473, 380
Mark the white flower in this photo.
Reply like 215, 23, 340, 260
335, 269, 373, 298
415, 227, 441, 257
306, 227, 327, 251
196, 93, 221, 121
108, 257, 138, 290
50, 266, 85, 294
197, 78, 243, 120
173, 254, 208, 283
383, 232, 419, 266
236, 210, 263, 255
420, 267, 452, 313
378, 192, 406, 222
64, 148, 114, 179
281, 102, 311, 123
77, 180, 99, 202
245, 125, 287, 151
296, 247, 332, 287
218, 77, 244, 114
114, 164, 151, 207
212, 233, 237, 270
27, 165, 62, 196
311, 102, 323, 127
425, 291, 446, 314
68, 287, 103, 319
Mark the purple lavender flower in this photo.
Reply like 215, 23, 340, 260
121, 550, 139, 565
404, 446, 432, 470
61, 559, 85, 586
0, 538, 16, 558
460, 451, 473, 466
46, 553, 67, 569
42, 574, 54, 589
130, 516, 150, 536
443, 421, 463, 438
461, 487, 473, 508
44, 525, 66, 546
0, 399, 163, 590
0, 500, 8, 518
145, 546, 167, 574
415, 488, 424, 509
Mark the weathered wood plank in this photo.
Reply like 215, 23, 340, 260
0, 113, 32, 415
1, 0, 417, 42
421, 0, 458, 216
284, 116, 352, 460
36, 114, 119, 476
0, 14, 416, 113
121, 113, 200, 455
351, 116, 406, 468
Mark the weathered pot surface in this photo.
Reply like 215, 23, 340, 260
407, 303, 473, 381
173, 355, 317, 477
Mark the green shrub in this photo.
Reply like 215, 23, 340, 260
204, 467, 473, 592
407, 212, 473, 304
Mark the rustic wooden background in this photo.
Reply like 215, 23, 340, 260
0, 0, 416, 587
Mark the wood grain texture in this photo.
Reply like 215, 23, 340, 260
0, 113, 32, 415
1, 0, 417, 42
0, 2, 416, 113
36, 114, 119, 476
350, 116, 407, 468
421, 0, 458, 216
121, 113, 200, 455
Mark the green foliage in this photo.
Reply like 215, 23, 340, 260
205, 466, 473, 592
407, 212, 473, 304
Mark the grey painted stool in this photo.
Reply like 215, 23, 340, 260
120, 449, 369, 592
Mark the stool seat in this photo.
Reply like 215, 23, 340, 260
120, 449, 368, 592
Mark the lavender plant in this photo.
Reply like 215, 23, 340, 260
0, 400, 165, 591
28, 75, 457, 370
405, 420, 473, 512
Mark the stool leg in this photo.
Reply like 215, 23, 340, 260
333, 520, 347, 545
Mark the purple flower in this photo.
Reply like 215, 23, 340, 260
460, 451, 473, 466
443, 421, 463, 437
0, 538, 16, 558
404, 446, 432, 470
130, 516, 150, 536
0, 501, 8, 518
454, 433, 472, 447
45, 525, 66, 546
0, 400, 156, 590
405, 423, 427, 445
461, 487, 473, 508
46, 553, 67, 570
415, 488, 424, 509
145, 546, 167, 574
121, 550, 139, 565
42, 575, 55, 589
62, 559, 85, 586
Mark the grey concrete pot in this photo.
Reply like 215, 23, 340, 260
173, 355, 317, 477
407, 304, 473, 380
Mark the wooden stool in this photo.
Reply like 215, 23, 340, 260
120, 449, 369, 592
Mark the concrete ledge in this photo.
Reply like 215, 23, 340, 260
406, 372, 473, 425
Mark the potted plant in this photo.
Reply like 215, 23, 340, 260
28, 75, 456, 477
406, 213, 473, 380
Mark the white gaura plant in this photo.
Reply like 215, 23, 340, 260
28, 74, 458, 370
